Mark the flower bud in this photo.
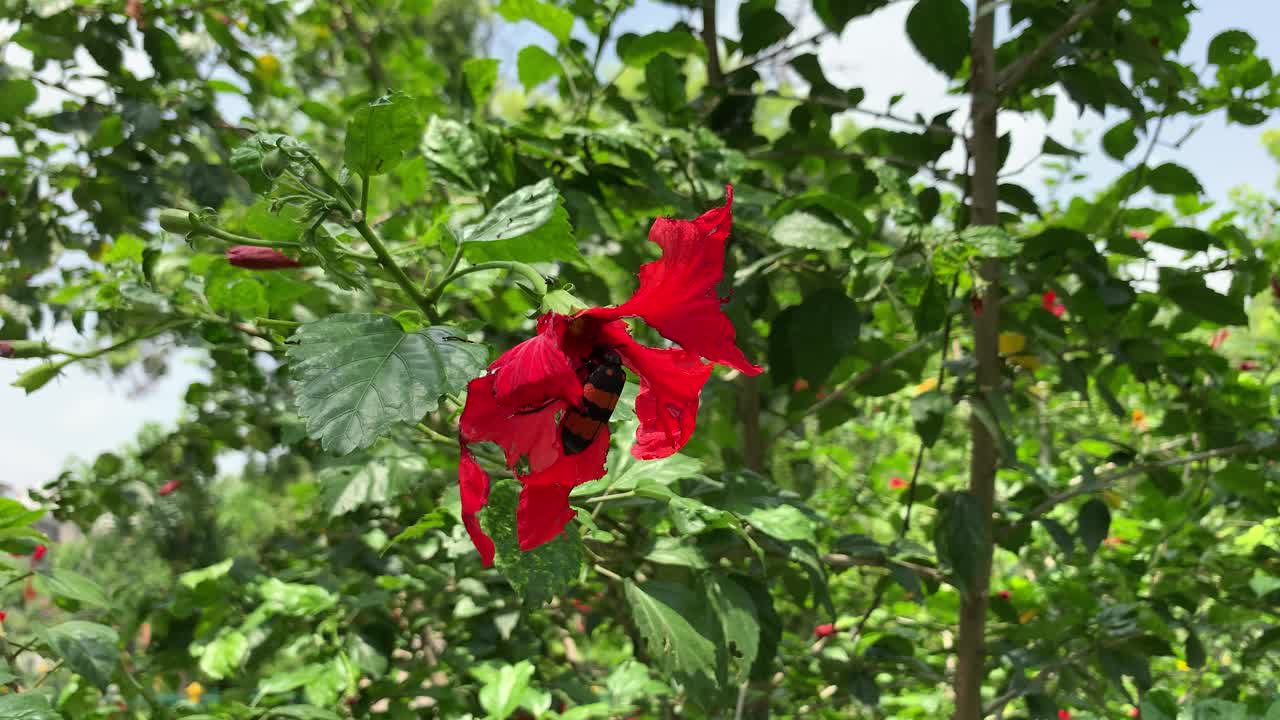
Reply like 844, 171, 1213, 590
261, 147, 289, 178
159, 479, 182, 496
0, 340, 52, 359
11, 363, 63, 394
813, 623, 836, 638
158, 209, 198, 235
226, 246, 301, 270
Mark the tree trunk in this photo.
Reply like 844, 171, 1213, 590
954, 2, 1000, 718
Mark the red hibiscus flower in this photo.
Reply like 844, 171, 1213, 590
813, 623, 836, 638
1057, 710, 1071, 720
459, 187, 761, 565
158, 479, 182, 496
31, 544, 47, 562
889, 476, 908, 490
226, 245, 301, 270
1041, 290, 1065, 318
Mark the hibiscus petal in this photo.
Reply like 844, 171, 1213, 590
584, 186, 761, 375
490, 314, 582, 409
459, 446, 496, 567
460, 374, 562, 473
519, 427, 610, 487
516, 482, 578, 551
598, 321, 712, 460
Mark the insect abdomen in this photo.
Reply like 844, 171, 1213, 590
561, 358, 624, 455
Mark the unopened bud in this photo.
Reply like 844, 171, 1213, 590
226, 246, 302, 270
0, 340, 52, 359
158, 209, 199, 235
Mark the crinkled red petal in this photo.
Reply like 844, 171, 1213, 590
459, 446, 495, 567
489, 314, 582, 409
596, 321, 712, 460
516, 482, 578, 551
583, 186, 761, 376
518, 426, 610, 487
460, 373, 562, 474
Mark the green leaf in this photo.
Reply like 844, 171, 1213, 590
179, 559, 234, 588
770, 211, 853, 251
497, 0, 573, 44
344, 92, 423, 177
738, 0, 794, 56
705, 574, 760, 686
0, 693, 62, 719
812, 0, 889, 33
911, 390, 952, 448
230, 133, 311, 193
906, 0, 970, 76
257, 663, 331, 697
959, 226, 1019, 257
422, 116, 489, 193
471, 660, 546, 719
1148, 227, 1215, 252
199, 630, 249, 679
259, 578, 337, 616
742, 504, 816, 545
288, 315, 487, 455
1208, 29, 1256, 65
913, 275, 947, 335
768, 288, 860, 385
1160, 270, 1248, 326
516, 45, 560, 91
1147, 162, 1202, 195
644, 52, 685, 116
1077, 498, 1111, 555
41, 621, 118, 690
1042, 136, 1083, 158
319, 453, 427, 516
266, 707, 343, 720
102, 234, 144, 264
625, 580, 721, 705
998, 183, 1039, 216
617, 30, 704, 67
37, 568, 110, 608
934, 491, 986, 597
480, 480, 584, 606
1185, 628, 1206, 669
0, 79, 37, 122
0, 499, 46, 530
384, 507, 452, 552
1102, 119, 1139, 160
463, 58, 500, 107
460, 178, 582, 264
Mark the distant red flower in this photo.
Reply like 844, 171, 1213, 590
226, 245, 301, 270
1129, 707, 1140, 718
1041, 290, 1065, 318
889, 476, 908, 490
1058, 710, 1071, 720
31, 545, 47, 562
1128, 229, 1149, 240
1240, 361, 1260, 371
0, 611, 7, 622
158, 479, 181, 496
814, 623, 836, 638
459, 188, 761, 565
970, 293, 983, 316
997, 590, 1011, 601
1209, 328, 1229, 350
792, 378, 810, 392
814, 386, 829, 400
23, 579, 35, 602
0, 342, 12, 359
571, 598, 593, 614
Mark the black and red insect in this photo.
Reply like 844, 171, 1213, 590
560, 346, 625, 455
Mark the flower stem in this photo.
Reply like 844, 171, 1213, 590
353, 218, 440, 323
593, 563, 624, 583
200, 224, 301, 250
425, 261, 548, 307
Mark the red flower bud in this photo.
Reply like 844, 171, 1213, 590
792, 378, 810, 392
813, 623, 836, 638
889, 476, 908, 490
1041, 291, 1065, 318
159, 479, 181, 496
226, 245, 301, 270
1058, 710, 1071, 720
1129, 707, 1140, 718
1210, 328, 1229, 350
997, 590, 1011, 601
970, 293, 983, 316
0, 611, 7, 622
1128, 229, 1149, 240
32, 544, 47, 562
1240, 361, 1260, 371
0, 342, 11, 358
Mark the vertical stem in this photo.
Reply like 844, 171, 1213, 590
701, 0, 723, 87
739, 377, 764, 473
955, 3, 1000, 719
361, 174, 370, 217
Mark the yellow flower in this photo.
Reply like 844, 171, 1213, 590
255, 54, 281, 82
1009, 354, 1041, 371
998, 332, 1026, 355
1018, 608, 1039, 624
1176, 659, 1190, 672
1132, 409, 1147, 429
914, 377, 938, 396
186, 681, 204, 704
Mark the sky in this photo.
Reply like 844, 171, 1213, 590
2, 0, 1278, 492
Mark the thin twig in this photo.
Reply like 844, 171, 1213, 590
701, 0, 723, 87
995, 0, 1111, 97
733, 30, 829, 75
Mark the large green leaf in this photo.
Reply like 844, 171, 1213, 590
422, 116, 489, 193
0, 694, 62, 719
644, 52, 685, 117
459, 178, 582, 264
768, 288, 860, 385
480, 480, 583, 606
41, 621, 118, 690
738, 0, 793, 56
496, 0, 573, 43
617, 30, 703, 67
933, 491, 986, 597
471, 660, 550, 719
516, 45, 560, 90
199, 630, 249, 679
288, 315, 487, 455
37, 568, 110, 608
770, 211, 852, 250
705, 574, 760, 686
906, 0, 970, 77
1147, 162, 1203, 195
1160, 270, 1248, 326
344, 92, 423, 177
625, 580, 721, 705
1078, 498, 1111, 556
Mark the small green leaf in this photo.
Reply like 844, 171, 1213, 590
517, 45, 560, 90
384, 507, 452, 552
0, 79, 37, 122
259, 578, 337, 616
1078, 498, 1111, 555
344, 92, 423, 177
959, 226, 1019, 257
497, 0, 574, 44
480, 480, 584, 606
471, 660, 545, 719
617, 29, 704, 66
625, 580, 721, 705
1102, 119, 1139, 160
738, 0, 794, 56
37, 568, 110, 608
199, 630, 249, 679
913, 275, 947, 335
1160, 270, 1248, 326
644, 52, 685, 116
1208, 29, 1256, 65
906, 0, 970, 77
1148, 226, 1215, 252
770, 211, 853, 250
1147, 162, 1202, 195
705, 574, 760, 686
463, 58, 500, 107
460, 178, 582, 264
288, 315, 487, 455
41, 621, 119, 690
423, 116, 490, 193
934, 491, 986, 597
911, 390, 952, 448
